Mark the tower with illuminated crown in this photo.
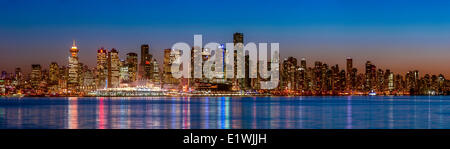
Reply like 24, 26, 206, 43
68, 40, 79, 91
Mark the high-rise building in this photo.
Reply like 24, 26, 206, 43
140, 44, 149, 66
300, 57, 307, 69
350, 68, 357, 90
313, 61, 323, 92
78, 63, 86, 87
107, 48, 120, 88
413, 70, 420, 93
163, 48, 179, 85
365, 61, 373, 91
31, 64, 42, 89
49, 62, 59, 85
126, 52, 138, 82
139, 44, 153, 80
233, 32, 244, 90
376, 69, 384, 91
58, 66, 68, 91
346, 57, 352, 73
82, 68, 96, 91
346, 57, 352, 90
14, 67, 22, 88
233, 32, 243, 44
243, 55, 251, 89
120, 60, 129, 83
152, 59, 161, 83
388, 72, 394, 91
68, 40, 79, 90
282, 57, 298, 90
96, 47, 108, 89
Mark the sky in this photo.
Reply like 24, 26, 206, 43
1, 0, 450, 76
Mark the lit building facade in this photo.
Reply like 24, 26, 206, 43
68, 40, 80, 90
126, 52, 138, 82
139, 44, 153, 80
163, 48, 179, 85
107, 48, 120, 88
31, 64, 42, 89
49, 62, 59, 85
96, 47, 108, 89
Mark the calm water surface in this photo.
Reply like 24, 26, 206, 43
0, 96, 449, 129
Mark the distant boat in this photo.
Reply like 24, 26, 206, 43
368, 90, 377, 96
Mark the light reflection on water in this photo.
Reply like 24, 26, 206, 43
0, 96, 450, 129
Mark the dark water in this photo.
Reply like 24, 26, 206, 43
0, 96, 449, 129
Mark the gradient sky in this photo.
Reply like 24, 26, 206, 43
1, 0, 450, 76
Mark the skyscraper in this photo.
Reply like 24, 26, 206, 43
388, 72, 394, 91
346, 57, 352, 75
120, 60, 129, 83
152, 59, 161, 83
58, 66, 68, 91
299, 57, 307, 91
31, 64, 42, 89
140, 44, 149, 66
139, 44, 153, 80
14, 68, 22, 80
163, 48, 179, 85
126, 52, 138, 82
82, 68, 96, 91
14, 67, 22, 88
96, 47, 108, 89
365, 61, 377, 91
233, 32, 243, 44
233, 32, 244, 90
282, 57, 298, 90
77, 63, 85, 87
300, 57, 307, 70
49, 62, 59, 85
68, 40, 79, 90
346, 57, 353, 90
107, 48, 120, 88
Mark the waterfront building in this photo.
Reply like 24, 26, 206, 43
386, 72, 395, 92
58, 66, 68, 92
82, 69, 96, 92
376, 69, 384, 91
96, 47, 108, 89
68, 40, 79, 90
151, 59, 161, 83
126, 52, 138, 82
78, 63, 85, 88
49, 62, 59, 85
163, 48, 180, 85
31, 64, 42, 89
282, 57, 298, 90
139, 44, 153, 80
300, 57, 307, 70
346, 57, 352, 90
120, 60, 129, 83
365, 61, 376, 91
14, 67, 22, 88
233, 32, 244, 90
107, 48, 120, 88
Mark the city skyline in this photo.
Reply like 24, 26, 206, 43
0, 32, 448, 97
0, 38, 448, 78
1, 0, 450, 76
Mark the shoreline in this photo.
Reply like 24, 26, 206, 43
1, 94, 448, 98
